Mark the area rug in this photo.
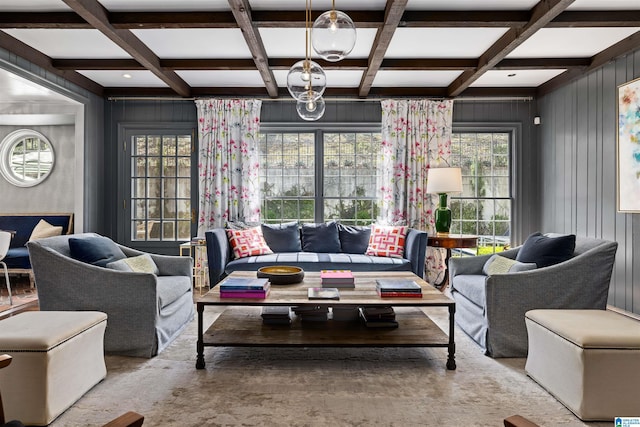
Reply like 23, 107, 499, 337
0, 283, 37, 315
46, 307, 611, 427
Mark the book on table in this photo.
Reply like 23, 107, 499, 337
308, 287, 340, 300
375, 279, 422, 292
220, 284, 271, 299
219, 277, 269, 291
261, 306, 291, 325
359, 307, 398, 328
320, 270, 355, 288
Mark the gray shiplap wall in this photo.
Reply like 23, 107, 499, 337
538, 47, 640, 314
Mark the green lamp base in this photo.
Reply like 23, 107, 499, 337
434, 193, 452, 234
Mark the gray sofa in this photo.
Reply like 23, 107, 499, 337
27, 233, 195, 358
449, 235, 618, 358
205, 222, 427, 286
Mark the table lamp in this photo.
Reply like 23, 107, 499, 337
426, 167, 462, 234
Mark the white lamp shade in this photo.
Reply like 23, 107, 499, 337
426, 167, 462, 194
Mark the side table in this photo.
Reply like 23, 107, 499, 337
179, 240, 209, 294
429, 233, 478, 289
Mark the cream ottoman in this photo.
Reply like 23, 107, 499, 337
525, 309, 640, 421
0, 311, 107, 426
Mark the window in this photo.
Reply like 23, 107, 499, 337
259, 127, 381, 224
0, 129, 54, 187
449, 129, 512, 254
125, 129, 195, 244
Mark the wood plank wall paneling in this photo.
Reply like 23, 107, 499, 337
538, 47, 640, 314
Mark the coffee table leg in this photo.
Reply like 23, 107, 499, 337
446, 304, 456, 370
196, 303, 205, 369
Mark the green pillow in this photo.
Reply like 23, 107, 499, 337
106, 254, 159, 275
483, 254, 537, 276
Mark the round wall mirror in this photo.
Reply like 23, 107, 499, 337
0, 129, 55, 187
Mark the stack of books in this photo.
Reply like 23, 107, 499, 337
359, 306, 398, 328
331, 305, 360, 322
320, 270, 355, 288
292, 305, 330, 322
308, 287, 340, 300
375, 279, 423, 298
219, 277, 270, 299
261, 306, 292, 325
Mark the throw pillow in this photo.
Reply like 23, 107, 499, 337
106, 254, 159, 274
28, 219, 63, 241
365, 224, 408, 258
69, 236, 127, 267
261, 222, 301, 252
338, 224, 371, 254
482, 254, 537, 275
226, 227, 273, 259
301, 222, 341, 253
515, 232, 576, 268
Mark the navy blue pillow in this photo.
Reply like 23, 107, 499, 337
69, 236, 127, 267
338, 224, 371, 254
301, 222, 341, 253
515, 232, 576, 268
261, 222, 301, 252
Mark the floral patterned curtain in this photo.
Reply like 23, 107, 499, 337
195, 99, 262, 236
378, 99, 454, 284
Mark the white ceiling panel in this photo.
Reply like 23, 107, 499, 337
471, 69, 567, 87
76, 70, 168, 87
507, 27, 640, 58
386, 28, 510, 58
176, 70, 265, 87
1, 29, 132, 59
0, 0, 71, 12
131, 29, 253, 59
97, 0, 230, 12
406, 0, 538, 11
372, 70, 463, 87
0, 69, 78, 104
568, 0, 640, 10
260, 28, 377, 59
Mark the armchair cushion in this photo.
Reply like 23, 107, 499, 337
452, 274, 487, 307
69, 236, 126, 267
156, 276, 192, 309
483, 254, 537, 275
261, 222, 301, 252
106, 254, 159, 275
301, 222, 341, 253
515, 232, 576, 268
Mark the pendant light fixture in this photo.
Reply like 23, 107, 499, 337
287, 0, 326, 103
311, 0, 356, 62
288, 0, 326, 121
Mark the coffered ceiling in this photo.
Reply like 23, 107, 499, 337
0, 0, 639, 99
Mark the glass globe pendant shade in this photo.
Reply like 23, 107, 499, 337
296, 94, 325, 121
311, 10, 357, 62
286, 59, 326, 101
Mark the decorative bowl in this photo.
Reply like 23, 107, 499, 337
257, 266, 305, 285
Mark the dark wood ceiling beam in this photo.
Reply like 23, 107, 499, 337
380, 58, 477, 70
110, 12, 237, 29
537, 29, 640, 96
52, 59, 144, 70
359, 0, 409, 97
398, 11, 529, 27
447, 0, 576, 97
0, 31, 104, 95
495, 58, 590, 69
61, 0, 191, 97
0, 12, 89, 28
228, 0, 278, 97
252, 10, 383, 29
548, 10, 640, 27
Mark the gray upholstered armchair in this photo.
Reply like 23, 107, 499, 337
449, 235, 618, 358
27, 233, 195, 358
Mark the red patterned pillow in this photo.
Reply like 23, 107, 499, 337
226, 227, 273, 259
365, 224, 408, 258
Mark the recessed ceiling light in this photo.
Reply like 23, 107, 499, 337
122, 73, 132, 79
507, 73, 517, 77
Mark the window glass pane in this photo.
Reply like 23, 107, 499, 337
148, 136, 161, 156
177, 136, 191, 156
147, 178, 161, 198
163, 136, 177, 156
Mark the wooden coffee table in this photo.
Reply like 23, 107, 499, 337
195, 271, 456, 370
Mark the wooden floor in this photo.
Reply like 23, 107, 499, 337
0, 274, 39, 320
